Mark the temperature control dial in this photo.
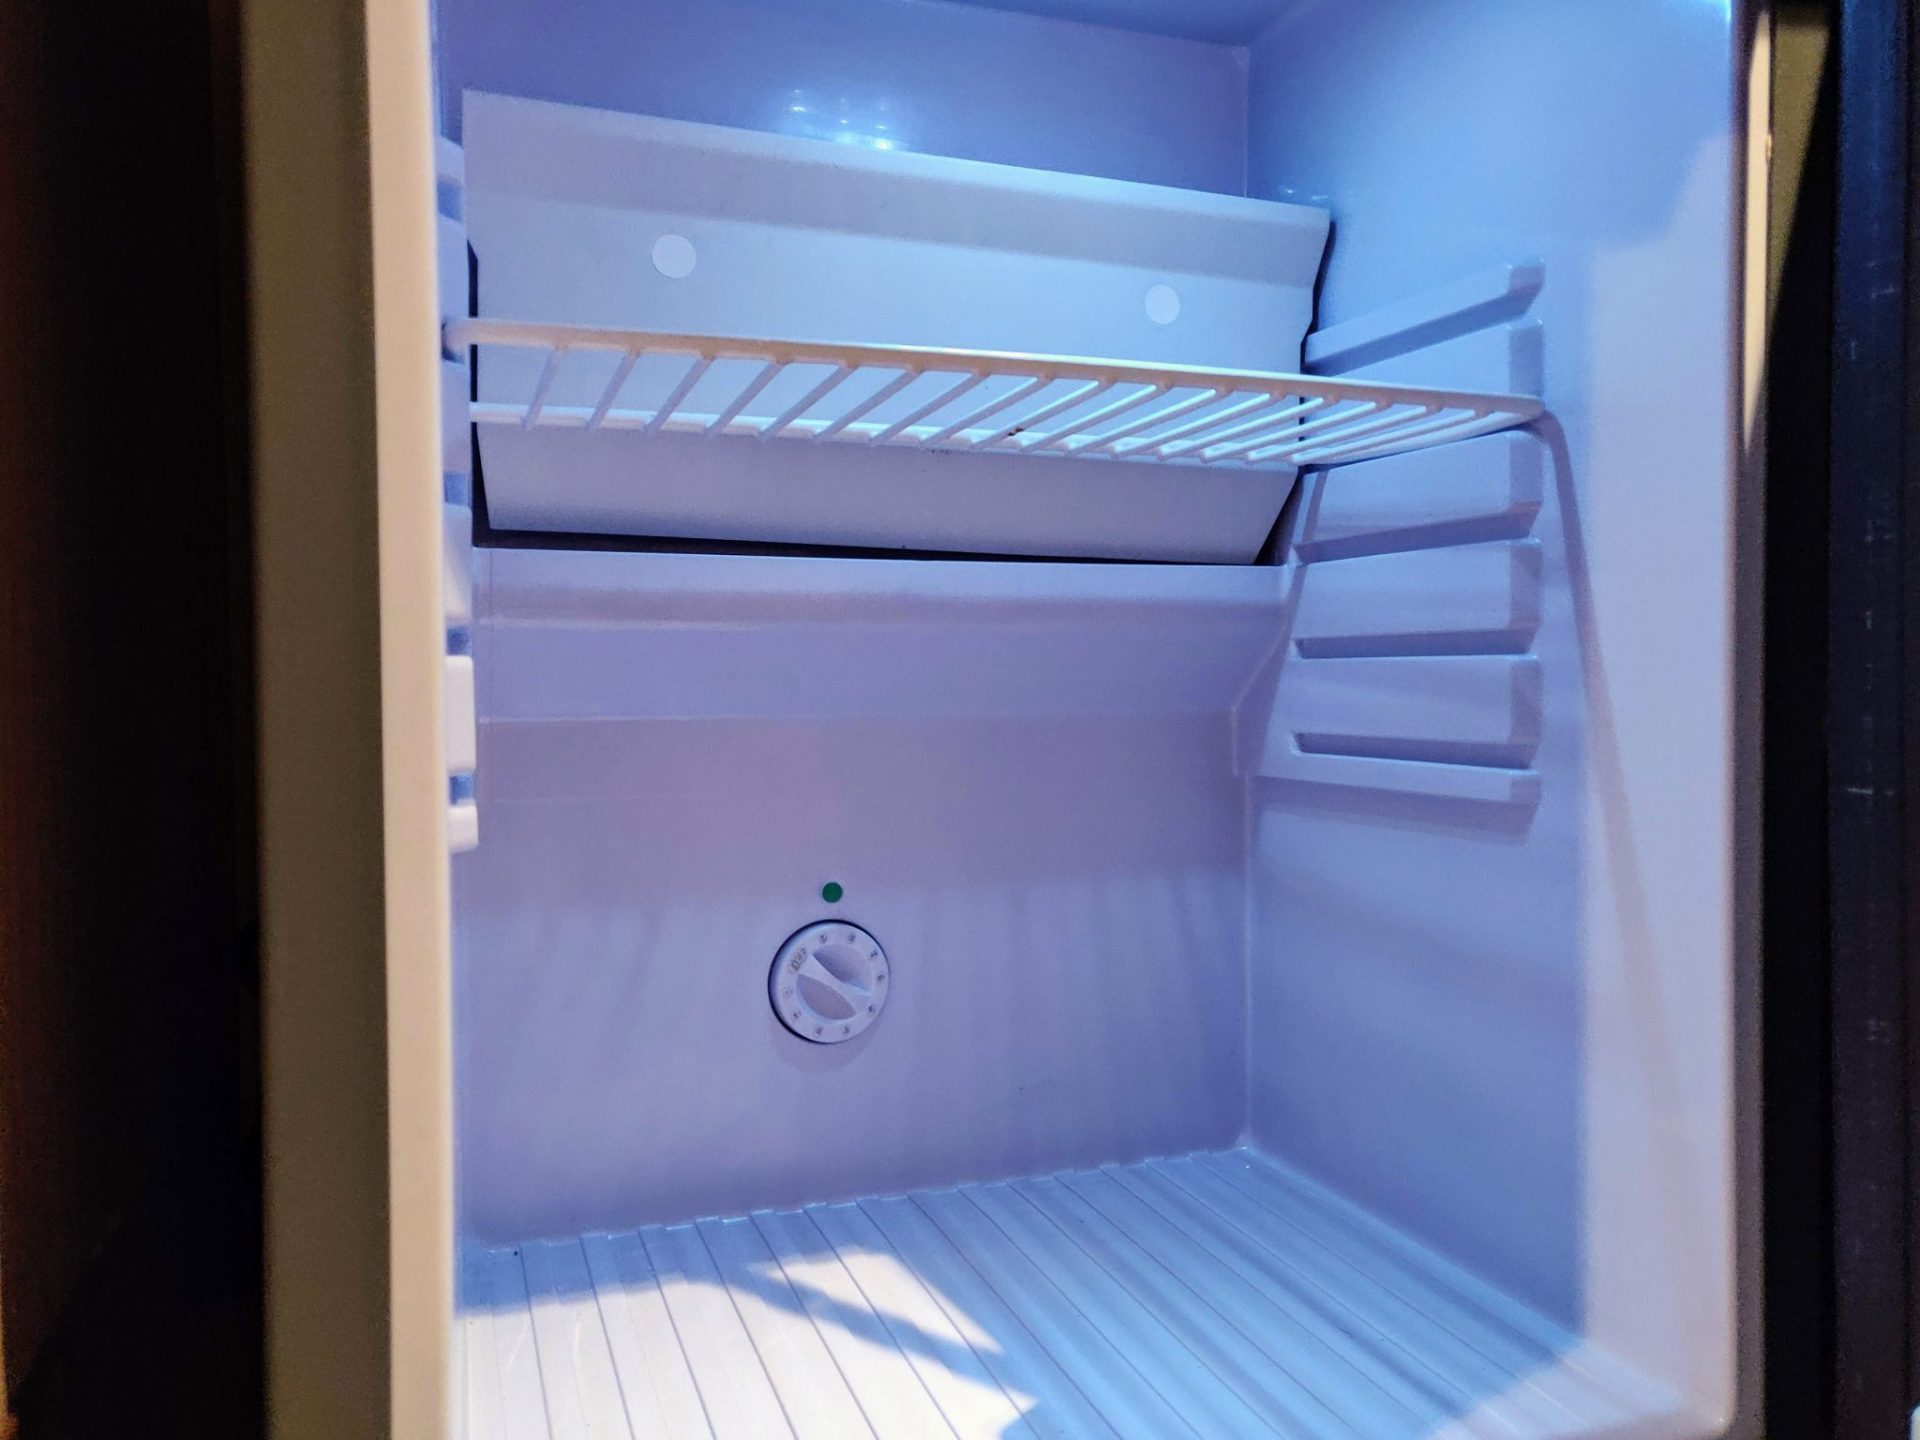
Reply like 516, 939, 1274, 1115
770, 921, 890, 1045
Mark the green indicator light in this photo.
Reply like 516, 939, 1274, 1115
821, 881, 845, 904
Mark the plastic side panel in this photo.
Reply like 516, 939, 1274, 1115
1281, 656, 1540, 758
438, 0, 1252, 192
1247, 0, 1745, 1419
366, 0, 455, 1431
455, 548, 1273, 1238
1292, 542, 1543, 656
462, 93, 1326, 373
1239, 441, 1548, 807
442, 505, 473, 626
454, 712, 1248, 1239
436, 214, 465, 337
438, 359, 467, 480
477, 550, 1286, 722
1296, 434, 1544, 561
439, 152, 478, 858
1256, 657, 1543, 806
481, 545, 1289, 618
443, 658, 477, 774
951, 0, 1299, 45
1334, 322, 1545, 399
460, 91, 1325, 559
475, 423, 1293, 562
484, 621, 1283, 723
1307, 261, 1547, 375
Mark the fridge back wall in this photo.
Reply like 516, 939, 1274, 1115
434, 0, 1250, 193
454, 552, 1278, 1240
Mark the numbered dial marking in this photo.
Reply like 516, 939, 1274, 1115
770, 921, 890, 1045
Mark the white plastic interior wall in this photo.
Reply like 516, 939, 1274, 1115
436, 2, 1754, 1437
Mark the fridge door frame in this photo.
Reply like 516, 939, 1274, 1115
1804, 0, 1920, 1430
234, 0, 1835, 1435
243, 0, 454, 1434
1764, 0, 1920, 1433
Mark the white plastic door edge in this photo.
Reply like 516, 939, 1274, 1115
366, 0, 457, 1434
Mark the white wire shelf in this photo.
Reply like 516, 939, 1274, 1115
449, 318, 1543, 470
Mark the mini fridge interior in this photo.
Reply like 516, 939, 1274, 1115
414, 2, 1761, 1436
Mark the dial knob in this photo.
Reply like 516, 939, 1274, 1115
770, 921, 890, 1045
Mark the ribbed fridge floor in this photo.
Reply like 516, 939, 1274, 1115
459, 1149, 1670, 1440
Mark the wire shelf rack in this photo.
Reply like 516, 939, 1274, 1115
448, 318, 1543, 470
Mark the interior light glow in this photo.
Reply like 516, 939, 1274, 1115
776, 87, 908, 153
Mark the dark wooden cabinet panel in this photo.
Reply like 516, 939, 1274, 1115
0, 0, 260, 1431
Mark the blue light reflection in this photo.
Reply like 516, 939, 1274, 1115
777, 87, 906, 152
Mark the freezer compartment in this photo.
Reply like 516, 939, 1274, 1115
457, 90, 1325, 559
457, 94, 1537, 558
